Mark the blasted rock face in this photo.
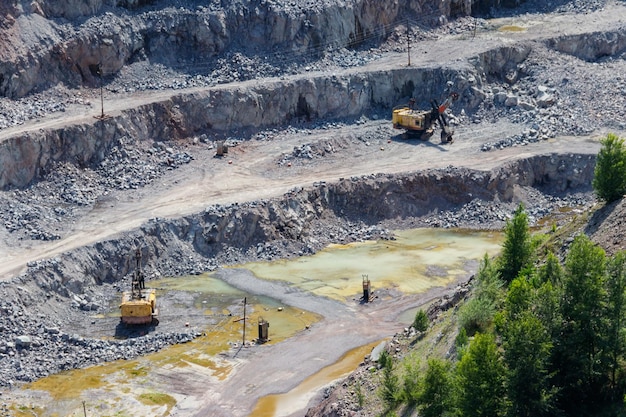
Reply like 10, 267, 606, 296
0, 0, 479, 99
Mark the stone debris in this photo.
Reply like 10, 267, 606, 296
0, 136, 192, 242
0, 0, 618, 410
0, 314, 200, 386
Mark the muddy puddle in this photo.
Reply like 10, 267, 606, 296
238, 228, 502, 301
9, 228, 502, 416
11, 276, 320, 417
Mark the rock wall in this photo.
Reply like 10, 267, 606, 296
546, 30, 626, 62
0, 0, 481, 98
0, 59, 487, 190
15, 153, 595, 306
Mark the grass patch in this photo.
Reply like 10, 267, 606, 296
138, 392, 176, 414
498, 25, 526, 32
9, 404, 45, 417
27, 369, 106, 400
125, 366, 148, 378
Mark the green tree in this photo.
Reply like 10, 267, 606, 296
502, 310, 554, 417
499, 203, 532, 283
402, 360, 422, 405
504, 276, 532, 320
495, 277, 555, 416
413, 309, 429, 332
537, 251, 563, 286
459, 254, 504, 335
419, 359, 455, 417
556, 234, 609, 412
455, 327, 469, 360
533, 280, 562, 342
605, 251, 626, 391
593, 133, 626, 202
380, 353, 401, 409
379, 349, 392, 369
457, 333, 506, 417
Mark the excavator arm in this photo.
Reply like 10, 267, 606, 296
431, 92, 459, 143
437, 92, 459, 114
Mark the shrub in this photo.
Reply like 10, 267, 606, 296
593, 133, 626, 202
413, 309, 429, 332
459, 297, 496, 335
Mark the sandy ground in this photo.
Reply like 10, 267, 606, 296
3, 3, 626, 416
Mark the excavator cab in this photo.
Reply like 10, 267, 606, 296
392, 92, 459, 143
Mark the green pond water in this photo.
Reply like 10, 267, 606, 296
147, 274, 318, 343
238, 228, 503, 301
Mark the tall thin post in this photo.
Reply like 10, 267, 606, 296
82, 401, 87, 417
242, 297, 247, 347
407, 23, 411, 67
99, 64, 104, 119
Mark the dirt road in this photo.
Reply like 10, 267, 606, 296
2, 3, 623, 416
3, 3, 624, 280
0, 119, 601, 282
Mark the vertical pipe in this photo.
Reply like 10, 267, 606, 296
242, 297, 247, 346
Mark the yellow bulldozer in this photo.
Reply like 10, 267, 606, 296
392, 92, 459, 143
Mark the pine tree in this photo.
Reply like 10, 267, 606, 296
413, 309, 429, 332
605, 251, 626, 392
419, 359, 455, 417
379, 352, 400, 410
538, 251, 563, 285
499, 203, 531, 283
457, 333, 506, 417
502, 311, 554, 417
556, 234, 608, 412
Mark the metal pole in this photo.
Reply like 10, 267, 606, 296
242, 297, 246, 347
82, 401, 87, 417
407, 23, 411, 67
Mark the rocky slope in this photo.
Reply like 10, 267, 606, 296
0, 0, 478, 99
0, 151, 596, 390
0, 0, 625, 415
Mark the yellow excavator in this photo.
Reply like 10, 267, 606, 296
120, 248, 158, 325
392, 92, 459, 143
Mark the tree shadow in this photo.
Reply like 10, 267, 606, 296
400, 403, 418, 417
584, 199, 620, 236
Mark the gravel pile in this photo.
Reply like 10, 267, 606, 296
0, 290, 201, 388
510, 0, 608, 14
477, 47, 626, 151
423, 192, 595, 229
0, 87, 92, 130
0, 136, 192, 242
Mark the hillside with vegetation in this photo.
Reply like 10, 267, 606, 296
308, 135, 626, 417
